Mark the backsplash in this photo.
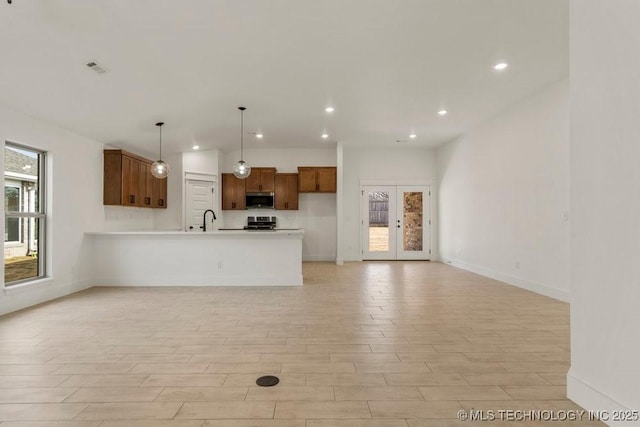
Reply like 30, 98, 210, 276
104, 206, 155, 231
221, 209, 300, 229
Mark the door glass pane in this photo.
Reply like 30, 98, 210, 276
368, 191, 389, 251
402, 191, 423, 251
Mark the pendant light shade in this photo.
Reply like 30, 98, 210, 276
151, 122, 169, 179
233, 107, 251, 179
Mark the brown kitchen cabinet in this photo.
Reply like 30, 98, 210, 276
275, 173, 299, 210
222, 173, 246, 210
297, 166, 337, 193
104, 149, 167, 208
245, 167, 276, 192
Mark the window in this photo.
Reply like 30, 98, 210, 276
4, 142, 46, 285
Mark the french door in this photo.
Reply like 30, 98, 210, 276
362, 185, 430, 260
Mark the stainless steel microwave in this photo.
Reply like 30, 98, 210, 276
245, 192, 275, 209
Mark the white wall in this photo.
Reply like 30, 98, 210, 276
568, 1, 640, 420
221, 148, 337, 261
183, 149, 219, 175
341, 147, 437, 261
0, 104, 104, 315
437, 79, 570, 302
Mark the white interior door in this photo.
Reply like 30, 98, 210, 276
186, 179, 215, 231
362, 185, 430, 260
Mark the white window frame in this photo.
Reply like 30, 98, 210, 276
4, 142, 46, 286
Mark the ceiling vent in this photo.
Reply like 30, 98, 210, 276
85, 60, 108, 74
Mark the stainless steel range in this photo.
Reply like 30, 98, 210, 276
245, 216, 277, 231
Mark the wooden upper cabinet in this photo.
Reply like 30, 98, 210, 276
222, 173, 246, 210
275, 173, 298, 210
245, 167, 276, 192
297, 167, 337, 193
103, 150, 167, 208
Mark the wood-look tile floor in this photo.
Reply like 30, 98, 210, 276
0, 261, 603, 426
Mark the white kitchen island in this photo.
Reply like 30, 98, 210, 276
87, 229, 303, 286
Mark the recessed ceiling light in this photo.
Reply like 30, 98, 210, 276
321, 133, 329, 139
192, 145, 200, 150
438, 109, 448, 116
409, 133, 417, 139
493, 62, 508, 71
325, 107, 335, 113
256, 133, 263, 139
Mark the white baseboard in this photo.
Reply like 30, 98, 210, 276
1, 278, 95, 316
93, 275, 303, 287
567, 370, 638, 427
302, 255, 336, 262
441, 257, 570, 302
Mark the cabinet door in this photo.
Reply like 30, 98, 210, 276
122, 155, 140, 206
259, 168, 276, 192
286, 173, 298, 211
244, 170, 262, 193
275, 174, 299, 210
316, 167, 337, 192
298, 168, 317, 192
222, 174, 235, 210
152, 175, 167, 208
139, 162, 152, 207
233, 176, 246, 209
222, 173, 246, 210
104, 152, 123, 205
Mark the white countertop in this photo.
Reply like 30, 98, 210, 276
86, 229, 303, 236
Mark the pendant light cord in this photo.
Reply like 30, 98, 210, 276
155, 122, 165, 162
240, 108, 244, 161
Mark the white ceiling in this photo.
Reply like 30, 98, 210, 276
0, 0, 568, 158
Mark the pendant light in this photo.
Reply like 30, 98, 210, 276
151, 122, 169, 179
232, 106, 251, 179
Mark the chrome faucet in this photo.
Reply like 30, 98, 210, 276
202, 209, 217, 232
